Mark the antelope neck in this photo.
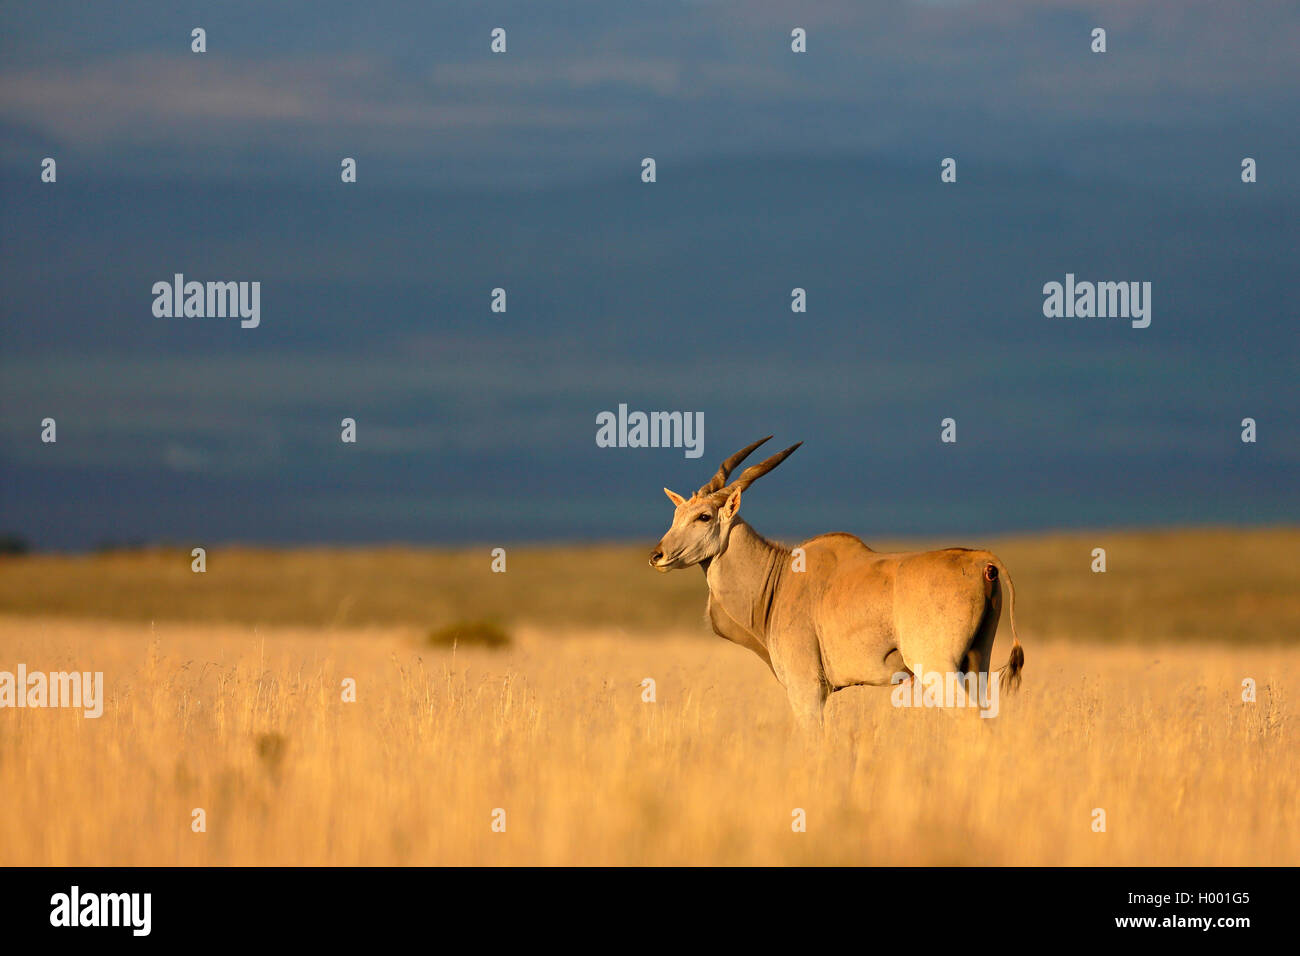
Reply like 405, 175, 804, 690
703, 520, 790, 644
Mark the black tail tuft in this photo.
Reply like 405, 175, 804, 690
998, 639, 1025, 694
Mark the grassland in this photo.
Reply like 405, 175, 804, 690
2, 527, 1298, 643
0, 527, 1296, 865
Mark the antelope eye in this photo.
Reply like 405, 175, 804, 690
697, 512, 711, 522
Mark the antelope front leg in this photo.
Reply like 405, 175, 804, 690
770, 631, 829, 734
785, 677, 828, 733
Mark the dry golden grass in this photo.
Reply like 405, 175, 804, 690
2, 529, 1295, 865
0, 614, 1294, 866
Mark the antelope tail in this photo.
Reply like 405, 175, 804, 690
991, 560, 1025, 694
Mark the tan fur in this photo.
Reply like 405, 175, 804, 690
651, 437, 1025, 729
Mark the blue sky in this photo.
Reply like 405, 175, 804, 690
1, 1, 1297, 548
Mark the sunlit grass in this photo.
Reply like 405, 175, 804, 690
0, 615, 1294, 865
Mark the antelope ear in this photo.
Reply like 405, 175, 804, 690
664, 487, 687, 507
722, 488, 742, 520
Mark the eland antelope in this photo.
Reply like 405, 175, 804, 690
649, 436, 1024, 728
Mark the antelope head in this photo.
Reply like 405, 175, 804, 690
649, 435, 802, 571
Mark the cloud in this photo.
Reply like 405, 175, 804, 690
0, 0, 1294, 197
3, 1, 1295, 163
0, 53, 615, 148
